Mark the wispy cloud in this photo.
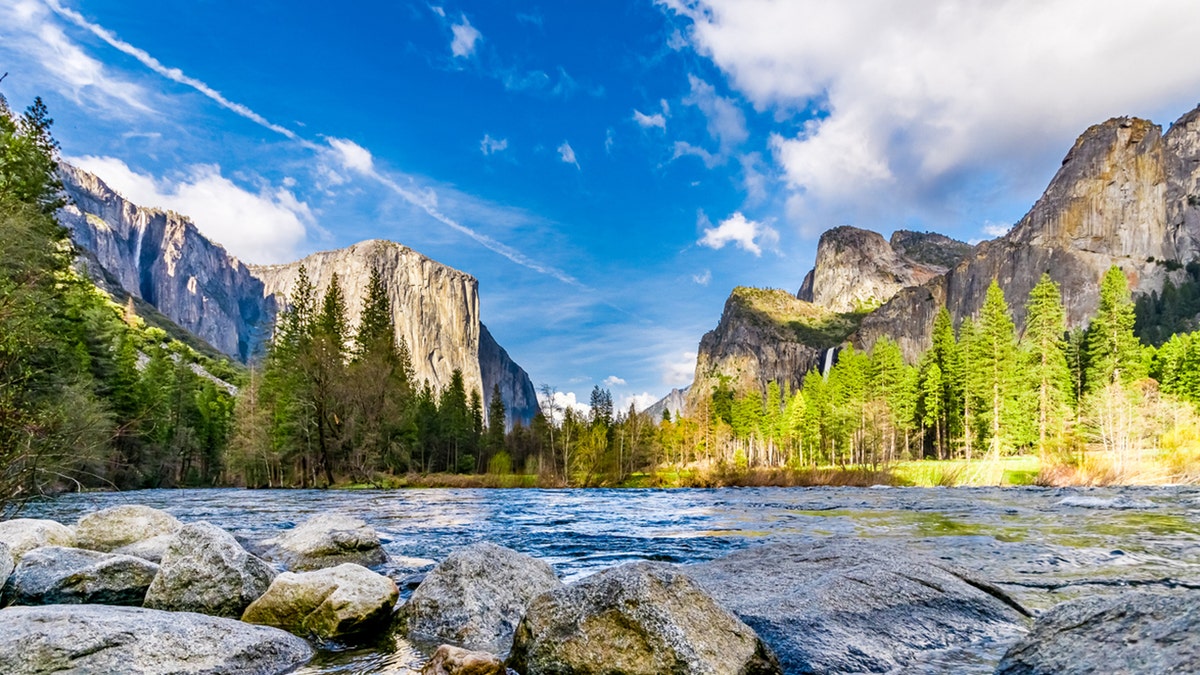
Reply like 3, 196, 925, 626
450, 16, 481, 58
480, 133, 508, 155
633, 109, 666, 130
557, 140, 580, 169
603, 375, 627, 387
692, 269, 712, 285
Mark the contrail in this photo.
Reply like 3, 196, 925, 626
41, 0, 581, 287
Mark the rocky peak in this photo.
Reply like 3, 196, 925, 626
797, 226, 948, 313
1165, 104, 1200, 261
889, 230, 975, 270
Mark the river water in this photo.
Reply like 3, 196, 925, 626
23, 485, 1200, 673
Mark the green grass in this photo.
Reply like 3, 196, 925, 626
891, 455, 1041, 487
729, 286, 872, 349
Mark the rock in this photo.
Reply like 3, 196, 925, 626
683, 540, 1030, 674
113, 533, 174, 563
242, 563, 398, 642
73, 504, 181, 552
143, 521, 275, 618
1056, 495, 1157, 509
421, 644, 507, 675
0, 519, 74, 563
0, 543, 12, 590
267, 513, 387, 571
509, 561, 780, 675
0, 604, 312, 674
3, 546, 158, 606
996, 591, 1200, 675
400, 542, 561, 654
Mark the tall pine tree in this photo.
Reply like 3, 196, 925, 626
1085, 266, 1145, 391
1023, 273, 1072, 454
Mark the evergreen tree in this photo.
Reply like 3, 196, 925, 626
930, 308, 962, 456
958, 315, 980, 460
972, 281, 1020, 458
485, 383, 507, 466
1023, 273, 1072, 454
920, 358, 944, 458
1086, 266, 1145, 391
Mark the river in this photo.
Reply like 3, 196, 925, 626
23, 485, 1200, 673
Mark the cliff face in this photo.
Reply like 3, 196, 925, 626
686, 288, 858, 411
856, 114, 1190, 360
644, 387, 689, 422
59, 165, 271, 360
797, 226, 956, 313
59, 165, 537, 424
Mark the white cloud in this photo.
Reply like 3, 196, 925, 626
480, 134, 508, 155
683, 75, 747, 152
450, 16, 482, 58
663, 0, 1200, 232
982, 221, 1011, 238
672, 141, 719, 168
70, 155, 312, 264
663, 352, 697, 387
605, 128, 615, 154
603, 375, 627, 387
697, 211, 778, 256
328, 137, 375, 174
430, 5, 445, 18
692, 269, 712, 286
537, 390, 591, 423
619, 392, 659, 414
633, 109, 666, 130
557, 140, 580, 169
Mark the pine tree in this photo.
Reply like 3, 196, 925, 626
930, 307, 962, 456
1023, 273, 1072, 455
972, 281, 1020, 459
485, 383, 507, 465
958, 315, 980, 460
920, 358, 943, 458
1086, 266, 1145, 391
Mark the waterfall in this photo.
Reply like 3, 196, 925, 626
821, 347, 836, 377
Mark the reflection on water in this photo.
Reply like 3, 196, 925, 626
24, 485, 1200, 673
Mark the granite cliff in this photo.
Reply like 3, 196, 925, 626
59, 165, 538, 424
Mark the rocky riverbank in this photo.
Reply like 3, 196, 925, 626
1, 501, 1197, 673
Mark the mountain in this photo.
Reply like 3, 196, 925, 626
856, 109, 1200, 359
58, 165, 538, 425
644, 386, 688, 422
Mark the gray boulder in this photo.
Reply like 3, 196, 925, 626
4, 546, 158, 606
0, 543, 12, 590
0, 604, 312, 674
73, 505, 181, 553
242, 563, 398, 642
684, 540, 1030, 674
143, 521, 275, 618
996, 591, 1200, 674
266, 513, 387, 571
509, 561, 781, 675
0, 519, 73, 562
113, 533, 174, 563
400, 542, 562, 653
421, 644, 507, 675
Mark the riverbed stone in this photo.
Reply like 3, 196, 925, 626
0, 604, 312, 674
242, 562, 398, 642
4, 545, 158, 606
0, 543, 12, 590
996, 590, 1200, 674
143, 521, 275, 618
421, 644, 507, 675
0, 519, 74, 562
684, 539, 1030, 674
73, 504, 181, 553
113, 533, 174, 563
400, 542, 562, 653
267, 513, 387, 571
509, 561, 780, 675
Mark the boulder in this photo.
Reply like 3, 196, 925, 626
684, 540, 1030, 674
267, 513, 387, 571
508, 561, 781, 675
996, 591, 1200, 674
113, 533, 174, 563
143, 521, 275, 618
0, 543, 11, 590
421, 644, 507, 675
0, 604, 312, 674
0, 519, 73, 562
73, 505, 181, 552
242, 563, 398, 642
400, 542, 561, 653
3, 546, 158, 606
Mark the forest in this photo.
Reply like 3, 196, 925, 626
3, 93, 1200, 504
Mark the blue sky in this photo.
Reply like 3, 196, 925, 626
4, 0, 1200, 413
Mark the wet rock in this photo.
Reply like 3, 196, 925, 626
0, 519, 73, 562
144, 521, 275, 618
113, 533, 174, 563
266, 513, 387, 571
400, 542, 561, 653
73, 504, 181, 552
509, 561, 781, 675
996, 591, 1200, 674
684, 540, 1030, 674
0, 604, 312, 675
421, 644, 507, 675
242, 563, 398, 642
3, 546, 158, 606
